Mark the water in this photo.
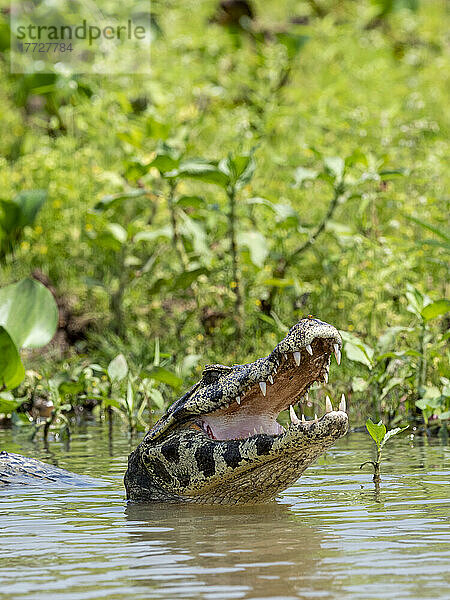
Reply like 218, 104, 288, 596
0, 423, 449, 600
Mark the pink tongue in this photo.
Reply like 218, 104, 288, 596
202, 415, 284, 440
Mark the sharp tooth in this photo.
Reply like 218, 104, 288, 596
259, 381, 267, 396
289, 405, 299, 424
254, 427, 258, 435
334, 344, 341, 365
284, 353, 288, 360
339, 394, 346, 412
326, 396, 333, 413
306, 344, 313, 355
260, 426, 264, 434
268, 375, 274, 384
301, 414, 306, 422
324, 371, 328, 384
236, 396, 241, 405
314, 413, 318, 420
293, 351, 301, 366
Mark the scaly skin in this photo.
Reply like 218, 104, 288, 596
125, 317, 348, 505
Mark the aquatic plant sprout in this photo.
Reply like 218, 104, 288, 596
361, 418, 408, 482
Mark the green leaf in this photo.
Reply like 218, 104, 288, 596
94, 189, 147, 211
404, 215, 450, 242
0, 191, 47, 258
366, 418, 386, 449
134, 225, 172, 243
275, 32, 309, 59
324, 156, 345, 181
147, 277, 171, 295
126, 377, 134, 413
153, 338, 160, 367
340, 331, 374, 369
12, 190, 47, 228
263, 278, 294, 288
380, 426, 409, 450
376, 350, 421, 360
102, 397, 124, 411
148, 387, 165, 410
405, 289, 424, 318
107, 353, 128, 382
106, 223, 127, 244
380, 377, 405, 400
0, 391, 27, 414
247, 197, 298, 224
149, 144, 181, 174
378, 169, 408, 179
175, 195, 205, 209
415, 398, 431, 411
0, 326, 25, 391
420, 385, 442, 400
168, 159, 229, 188
145, 366, 182, 389
293, 167, 319, 187
58, 378, 84, 396
421, 299, 450, 321
180, 353, 202, 376
0, 278, 58, 349
227, 153, 256, 190
172, 268, 207, 290
352, 377, 369, 392
237, 231, 269, 268
0, 200, 20, 233
178, 211, 211, 260
376, 326, 412, 353
343, 342, 373, 368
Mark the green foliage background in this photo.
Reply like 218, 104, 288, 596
0, 0, 448, 429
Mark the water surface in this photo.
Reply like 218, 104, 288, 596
1, 423, 449, 600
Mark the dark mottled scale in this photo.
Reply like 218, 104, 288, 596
194, 443, 216, 478
149, 458, 172, 484
160, 440, 180, 462
255, 435, 274, 455
222, 444, 243, 469
178, 470, 191, 487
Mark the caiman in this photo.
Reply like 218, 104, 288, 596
1, 317, 348, 504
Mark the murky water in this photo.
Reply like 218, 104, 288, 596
0, 422, 449, 600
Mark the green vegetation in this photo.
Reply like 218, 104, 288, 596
0, 0, 448, 437
361, 418, 409, 481
0, 278, 58, 390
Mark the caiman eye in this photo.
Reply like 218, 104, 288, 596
201, 364, 232, 384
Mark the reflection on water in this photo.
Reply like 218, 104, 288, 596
125, 502, 334, 600
0, 424, 449, 600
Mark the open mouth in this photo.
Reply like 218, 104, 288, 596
199, 335, 345, 441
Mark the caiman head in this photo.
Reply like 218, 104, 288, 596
125, 317, 348, 505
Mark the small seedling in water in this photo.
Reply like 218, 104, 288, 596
361, 418, 408, 482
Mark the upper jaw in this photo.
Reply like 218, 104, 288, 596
198, 325, 344, 441
184, 320, 342, 416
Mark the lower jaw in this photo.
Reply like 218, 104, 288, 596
202, 416, 284, 440
201, 404, 348, 443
